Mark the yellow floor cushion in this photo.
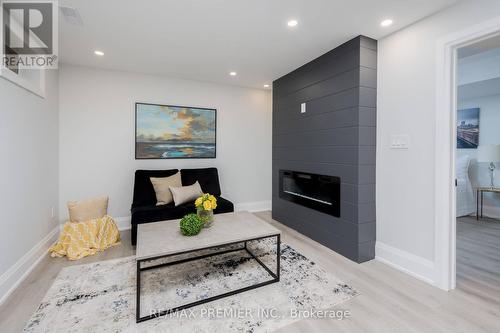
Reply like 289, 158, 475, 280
49, 215, 121, 260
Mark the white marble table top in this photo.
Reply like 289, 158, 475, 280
136, 211, 281, 261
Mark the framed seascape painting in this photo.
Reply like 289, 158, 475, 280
135, 103, 216, 159
456, 108, 480, 149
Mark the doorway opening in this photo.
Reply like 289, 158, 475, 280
455, 36, 500, 297
435, 17, 500, 291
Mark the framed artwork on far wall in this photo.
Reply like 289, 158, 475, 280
135, 102, 216, 159
457, 108, 480, 149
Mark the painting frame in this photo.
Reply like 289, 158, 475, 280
456, 107, 480, 149
135, 102, 217, 160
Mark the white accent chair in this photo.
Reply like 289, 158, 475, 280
456, 155, 475, 217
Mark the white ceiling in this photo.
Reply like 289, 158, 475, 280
59, 0, 458, 89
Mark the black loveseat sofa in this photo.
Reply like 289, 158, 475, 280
130, 167, 234, 245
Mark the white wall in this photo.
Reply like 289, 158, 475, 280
377, 0, 500, 284
0, 71, 59, 303
457, 48, 500, 86
59, 65, 272, 223
457, 94, 500, 218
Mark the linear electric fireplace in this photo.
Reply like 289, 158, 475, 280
279, 170, 340, 217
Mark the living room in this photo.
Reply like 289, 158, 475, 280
2, 0, 500, 332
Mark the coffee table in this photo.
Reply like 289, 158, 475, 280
135, 211, 281, 323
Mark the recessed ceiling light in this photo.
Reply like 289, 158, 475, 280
229, 71, 237, 76
287, 20, 298, 27
263, 84, 270, 88
380, 19, 393, 27
94, 50, 104, 56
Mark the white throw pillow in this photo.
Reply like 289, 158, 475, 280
150, 172, 182, 205
67, 196, 108, 223
169, 181, 203, 207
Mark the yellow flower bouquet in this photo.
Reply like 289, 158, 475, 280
195, 193, 217, 227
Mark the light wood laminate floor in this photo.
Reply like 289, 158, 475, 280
456, 216, 500, 306
1, 212, 499, 332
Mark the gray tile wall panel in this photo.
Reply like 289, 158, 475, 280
359, 107, 377, 126
272, 36, 377, 263
273, 38, 362, 97
274, 69, 359, 112
360, 67, 377, 88
274, 107, 360, 134
360, 48, 378, 69
274, 127, 361, 148
359, 35, 378, 51
359, 87, 377, 107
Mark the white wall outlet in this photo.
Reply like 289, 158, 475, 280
51, 206, 55, 219
300, 102, 306, 114
390, 134, 410, 149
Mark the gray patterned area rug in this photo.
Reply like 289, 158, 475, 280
24, 241, 358, 333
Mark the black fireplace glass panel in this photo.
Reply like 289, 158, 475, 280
279, 170, 340, 217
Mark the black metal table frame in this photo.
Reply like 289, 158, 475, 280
136, 233, 281, 323
476, 189, 484, 220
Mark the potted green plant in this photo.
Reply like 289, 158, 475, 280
179, 214, 204, 236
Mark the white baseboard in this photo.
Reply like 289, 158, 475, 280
0, 226, 59, 305
235, 200, 271, 212
375, 241, 435, 286
114, 216, 132, 231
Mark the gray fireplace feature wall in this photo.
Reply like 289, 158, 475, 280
272, 35, 376, 263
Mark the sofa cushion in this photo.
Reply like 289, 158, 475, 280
150, 172, 182, 205
132, 169, 178, 208
181, 167, 221, 196
170, 181, 203, 206
131, 196, 234, 225
213, 196, 234, 214
131, 202, 191, 225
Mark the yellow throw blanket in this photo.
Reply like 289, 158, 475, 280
49, 215, 121, 260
